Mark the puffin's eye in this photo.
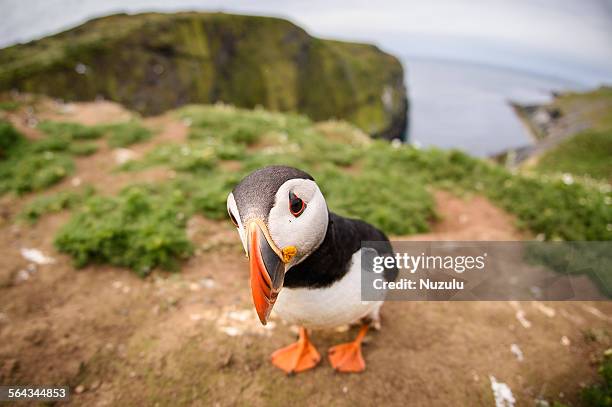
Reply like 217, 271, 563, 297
228, 209, 239, 227
289, 191, 306, 217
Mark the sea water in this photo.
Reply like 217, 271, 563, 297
405, 57, 585, 157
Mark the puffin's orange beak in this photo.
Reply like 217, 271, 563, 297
247, 221, 286, 325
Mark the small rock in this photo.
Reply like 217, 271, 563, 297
199, 278, 215, 289
114, 148, 136, 165
90, 380, 101, 390
342, 386, 348, 394
515, 310, 532, 329
220, 326, 241, 337
75, 63, 88, 75
20, 248, 55, 265
510, 344, 524, 362
15, 269, 30, 283
75, 384, 85, 394
334, 325, 350, 333
561, 336, 571, 346
129, 371, 136, 378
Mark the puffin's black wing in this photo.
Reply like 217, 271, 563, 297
284, 212, 398, 289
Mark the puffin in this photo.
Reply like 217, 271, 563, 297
226, 165, 396, 374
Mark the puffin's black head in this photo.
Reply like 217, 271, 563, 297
227, 166, 329, 325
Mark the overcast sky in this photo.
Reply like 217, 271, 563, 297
1, 0, 611, 85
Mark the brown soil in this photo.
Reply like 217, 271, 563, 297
0, 100, 610, 406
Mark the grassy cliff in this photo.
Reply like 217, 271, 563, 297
533, 87, 612, 181
0, 12, 408, 140
510, 86, 612, 181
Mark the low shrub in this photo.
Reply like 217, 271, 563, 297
582, 350, 612, 406
38, 121, 104, 140
0, 119, 23, 157
103, 122, 152, 147
69, 142, 99, 156
55, 184, 193, 275
20, 187, 95, 223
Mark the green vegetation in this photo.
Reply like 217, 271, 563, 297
55, 184, 193, 276
535, 130, 612, 181
0, 12, 406, 139
38, 119, 151, 148
0, 119, 22, 157
552, 350, 612, 407
103, 122, 152, 147
361, 142, 610, 241
9, 104, 609, 275
0, 120, 74, 194
20, 187, 95, 223
69, 142, 98, 156
0, 100, 21, 111
525, 241, 611, 297
582, 350, 612, 407
38, 120, 104, 140
530, 86, 612, 181
0, 119, 151, 196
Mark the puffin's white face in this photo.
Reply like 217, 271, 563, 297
227, 178, 329, 267
265, 178, 328, 266
226, 167, 329, 325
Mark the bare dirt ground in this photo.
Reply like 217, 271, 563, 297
0, 100, 610, 406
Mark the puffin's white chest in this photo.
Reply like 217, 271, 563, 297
273, 250, 382, 330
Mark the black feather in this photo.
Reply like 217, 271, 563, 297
284, 212, 397, 288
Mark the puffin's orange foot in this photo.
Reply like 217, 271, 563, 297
328, 324, 369, 373
271, 327, 320, 374
328, 342, 365, 372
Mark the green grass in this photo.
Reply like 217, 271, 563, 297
38, 119, 152, 147
535, 130, 612, 181
27, 104, 611, 275
0, 119, 152, 196
54, 184, 193, 276
0, 120, 75, 195
69, 142, 99, 156
553, 350, 612, 407
20, 187, 95, 223
38, 121, 105, 140
582, 350, 612, 407
0, 119, 22, 157
122, 143, 218, 173
102, 122, 152, 147
0, 100, 21, 111
525, 241, 612, 297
